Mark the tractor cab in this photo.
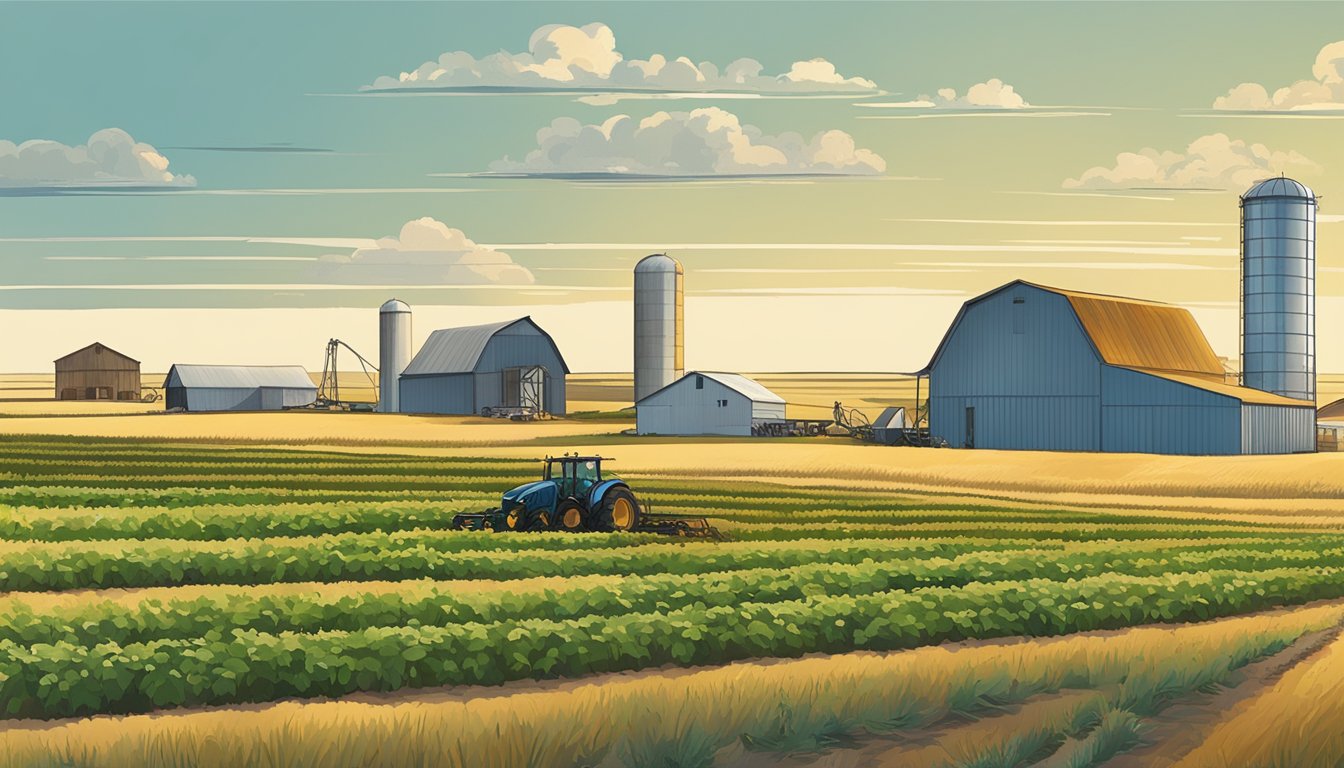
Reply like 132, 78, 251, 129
545, 455, 606, 502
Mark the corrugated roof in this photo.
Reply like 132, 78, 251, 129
401, 316, 570, 376
1122, 368, 1314, 408
639, 371, 785, 404
1027, 283, 1226, 379
166, 365, 315, 390
699, 372, 785, 404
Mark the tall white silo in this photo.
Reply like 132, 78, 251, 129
379, 299, 412, 413
1241, 177, 1317, 402
634, 254, 684, 403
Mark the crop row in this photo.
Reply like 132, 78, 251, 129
2, 567, 1338, 719
7, 542, 1344, 648
0, 485, 481, 509
0, 501, 484, 542
0, 535, 1030, 591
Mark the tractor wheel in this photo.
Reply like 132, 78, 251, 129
596, 487, 641, 532
503, 505, 525, 531
558, 499, 587, 532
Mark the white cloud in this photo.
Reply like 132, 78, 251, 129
0, 129, 195, 191
1213, 40, 1344, 111
488, 107, 885, 177
364, 23, 877, 94
860, 78, 1030, 109
1063, 133, 1318, 190
319, 218, 534, 284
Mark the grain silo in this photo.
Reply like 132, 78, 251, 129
379, 298, 412, 413
1241, 177, 1317, 402
634, 253, 684, 403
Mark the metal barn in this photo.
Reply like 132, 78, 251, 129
636, 372, 786, 436
924, 281, 1315, 455
54, 343, 141, 401
398, 317, 568, 416
163, 365, 317, 412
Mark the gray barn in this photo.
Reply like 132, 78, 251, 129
925, 281, 1314, 455
636, 371, 786, 436
163, 365, 316, 412
398, 317, 568, 416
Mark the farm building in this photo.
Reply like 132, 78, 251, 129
924, 280, 1315, 455
163, 365, 316, 412
399, 317, 568, 416
636, 371, 785, 436
54, 343, 141, 401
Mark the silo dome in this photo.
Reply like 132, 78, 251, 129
378, 298, 412, 413
634, 253, 684, 403
1240, 176, 1317, 402
1243, 177, 1315, 200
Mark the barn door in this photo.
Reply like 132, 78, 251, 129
520, 366, 545, 412
965, 406, 976, 449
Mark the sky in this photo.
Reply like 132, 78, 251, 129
3, 1, 1344, 374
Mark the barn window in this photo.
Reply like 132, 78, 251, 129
1012, 297, 1025, 335
695, 375, 704, 390
719, 399, 727, 407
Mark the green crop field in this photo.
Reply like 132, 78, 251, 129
2, 435, 1344, 767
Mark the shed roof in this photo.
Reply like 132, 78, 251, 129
1123, 368, 1313, 408
166, 365, 315, 390
54, 342, 140, 365
401, 316, 570, 376
638, 371, 785, 405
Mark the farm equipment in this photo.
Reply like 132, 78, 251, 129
312, 338, 378, 411
452, 454, 722, 538
832, 401, 874, 441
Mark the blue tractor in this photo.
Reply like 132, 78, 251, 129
452, 454, 719, 537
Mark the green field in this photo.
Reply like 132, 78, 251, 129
2, 436, 1344, 767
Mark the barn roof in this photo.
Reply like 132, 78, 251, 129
1320, 398, 1344, 421
165, 365, 315, 390
1028, 282, 1226, 379
638, 371, 785, 405
401, 316, 570, 376
926, 280, 1313, 408
54, 342, 140, 365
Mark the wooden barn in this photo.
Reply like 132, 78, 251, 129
54, 343, 141, 401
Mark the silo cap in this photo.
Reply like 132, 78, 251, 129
380, 298, 412, 313
634, 253, 683, 274
1243, 176, 1316, 201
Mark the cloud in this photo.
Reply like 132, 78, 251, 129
363, 22, 877, 95
859, 78, 1031, 110
1213, 40, 1344, 111
319, 218, 534, 284
1063, 133, 1318, 190
487, 107, 885, 178
0, 129, 195, 191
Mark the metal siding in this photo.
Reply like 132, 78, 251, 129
475, 325, 568, 415
636, 376, 754, 435
930, 286, 1101, 450
1241, 404, 1314, 454
752, 402, 787, 421
398, 374, 475, 414
1100, 367, 1240, 455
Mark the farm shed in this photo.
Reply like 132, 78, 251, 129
636, 371, 786, 436
163, 365, 316, 412
398, 317, 568, 416
54, 342, 140, 401
923, 280, 1315, 455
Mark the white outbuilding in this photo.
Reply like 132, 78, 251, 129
636, 371, 785, 436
